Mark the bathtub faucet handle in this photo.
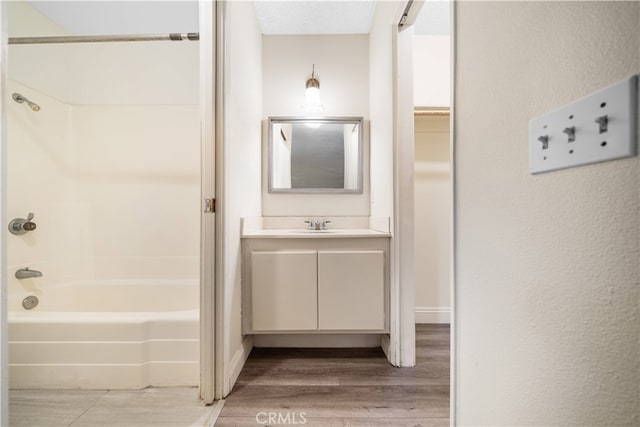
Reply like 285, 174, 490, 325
24, 212, 36, 231
9, 212, 37, 235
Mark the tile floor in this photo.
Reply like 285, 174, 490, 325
9, 387, 217, 427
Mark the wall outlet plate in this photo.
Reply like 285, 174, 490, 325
529, 75, 638, 174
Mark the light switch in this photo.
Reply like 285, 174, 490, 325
529, 75, 638, 174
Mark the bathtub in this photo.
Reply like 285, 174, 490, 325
8, 280, 199, 389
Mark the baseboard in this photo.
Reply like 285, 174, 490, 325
415, 306, 451, 324
227, 335, 252, 395
253, 334, 382, 348
380, 334, 395, 366
203, 399, 226, 427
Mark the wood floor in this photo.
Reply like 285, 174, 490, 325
216, 324, 450, 427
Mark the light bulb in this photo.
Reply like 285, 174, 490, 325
305, 87, 320, 104
302, 88, 324, 113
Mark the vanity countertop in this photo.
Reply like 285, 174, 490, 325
241, 228, 391, 239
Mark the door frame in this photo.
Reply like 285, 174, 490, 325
0, 1, 8, 424
450, 1, 457, 423
198, 0, 218, 404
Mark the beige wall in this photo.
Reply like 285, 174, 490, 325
455, 2, 639, 425
262, 35, 370, 217
414, 114, 450, 323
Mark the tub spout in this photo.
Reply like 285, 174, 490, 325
15, 268, 42, 279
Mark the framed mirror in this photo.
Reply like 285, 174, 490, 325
268, 116, 363, 193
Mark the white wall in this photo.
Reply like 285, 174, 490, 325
392, 24, 417, 367
414, 114, 450, 323
455, 2, 639, 425
262, 35, 370, 217
222, 0, 262, 395
7, 2, 200, 293
369, 1, 418, 367
413, 35, 450, 107
369, 3, 395, 221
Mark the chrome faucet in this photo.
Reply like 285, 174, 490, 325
15, 268, 43, 279
304, 219, 331, 230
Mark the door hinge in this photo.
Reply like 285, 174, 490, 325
204, 198, 216, 213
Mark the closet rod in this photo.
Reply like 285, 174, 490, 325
414, 108, 450, 116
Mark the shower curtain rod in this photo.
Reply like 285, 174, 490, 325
9, 32, 199, 45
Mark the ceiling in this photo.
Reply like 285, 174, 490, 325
30, 1, 199, 35
28, 0, 448, 37
254, 1, 376, 35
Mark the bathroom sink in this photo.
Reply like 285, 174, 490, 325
295, 229, 336, 233
241, 227, 391, 238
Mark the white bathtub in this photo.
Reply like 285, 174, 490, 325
8, 280, 199, 389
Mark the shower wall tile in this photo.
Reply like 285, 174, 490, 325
7, 80, 73, 292
68, 41, 199, 106
71, 105, 200, 280
90, 256, 199, 280
7, 2, 72, 102
7, 26, 201, 291
71, 106, 199, 175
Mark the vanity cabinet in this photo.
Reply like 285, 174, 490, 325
242, 235, 389, 334
318, 251, 384, 330
251, 251, 318, 331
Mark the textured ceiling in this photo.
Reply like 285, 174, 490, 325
254, 1, 376, 35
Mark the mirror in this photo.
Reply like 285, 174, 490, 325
268, 117, 363, 193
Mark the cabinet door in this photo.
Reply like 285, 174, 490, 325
251, 250, 318, 331
318, 250, 384, 330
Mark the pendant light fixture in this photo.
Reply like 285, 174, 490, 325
302, 64, 324, 113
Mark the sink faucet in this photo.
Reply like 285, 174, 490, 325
15, 268, 43, 279
304, 219, 331, 230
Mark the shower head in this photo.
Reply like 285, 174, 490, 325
12, 93, 40, 112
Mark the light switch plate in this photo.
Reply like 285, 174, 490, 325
529, 75, 638, 174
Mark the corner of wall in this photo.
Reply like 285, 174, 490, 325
226, 335, 253, 396
222, 0, 262, 397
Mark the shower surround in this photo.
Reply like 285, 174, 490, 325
7, 2, 200, 389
